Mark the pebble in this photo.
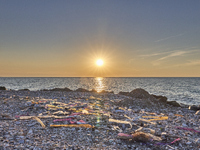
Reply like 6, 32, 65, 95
15, 121, 21, 125
186, 141, 192, 145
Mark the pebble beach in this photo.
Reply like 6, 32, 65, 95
1, 88, 200, 150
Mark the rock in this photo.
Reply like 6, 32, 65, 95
167, 101, 181, 107
50, 87, 72, 92
75, 88, 89, 92
118, 91, 130, 96
90, 89, 97, 93
0, 86, 6, 90
129, 88, 155, 100
19, 139, 25, 144
152, 95, 167, 103
15, 121, 21, 125
182, 123, 187, 127
100, 90, 114, 94
189, 105, 200, 111
27, 129, 33, 135
186, 141, 192, 145
18, 88, 30, 91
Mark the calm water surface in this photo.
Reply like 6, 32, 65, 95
0, 77, 200, 105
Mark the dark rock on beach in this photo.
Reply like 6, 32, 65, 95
119, 88, 156, 100
118, 88, 182, 107
18, 89, 30, 91
90, 89, 97, 93
167, 101, 181, 107
129, 88, 155, 100
99, 90, 114, 94
152, 95, 167, 103
0, 86, 6, 90
49, 87, 72, 92
75, 88, 90, 92
118, 91, 130, 96
189, 105, 200, 111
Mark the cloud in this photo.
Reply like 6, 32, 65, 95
157, 51, 189, 61
140, 51, 171, 58
152, 50, 198, 66
155, 33, 185, 42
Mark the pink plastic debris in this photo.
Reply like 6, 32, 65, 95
176, 127, 200, 134
77, 120, 86, 124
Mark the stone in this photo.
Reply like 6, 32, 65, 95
167, 101, 181, 107
152, 95, 167, 103
130, 88, 154, 100
18, 89, 30, 91
75, 88, 89, 92
28, 129, 33, 135
19, 139, 25, 144
0, 86, 6, 90
189, 105, 200, 111
118, 91, 130, 96
15, 121, 21, 125
49, 87, 72, 92
186, 141, 192, 145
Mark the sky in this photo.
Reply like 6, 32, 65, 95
0, 0, 200, 77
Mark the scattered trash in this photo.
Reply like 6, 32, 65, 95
33, 117, 46, 128
176, 126, 200, 134
109, 118, 132, 129
117, 131, 162, 142
50, 124, 93, 128
0, 88, 199, 149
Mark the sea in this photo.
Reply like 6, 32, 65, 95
0, 77, 200, 105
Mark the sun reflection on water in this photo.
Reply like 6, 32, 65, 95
95, 77, 105, 92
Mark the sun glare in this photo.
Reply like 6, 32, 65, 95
96, 59, 104, 66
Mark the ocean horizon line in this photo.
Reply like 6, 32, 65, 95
0, 76, 200, 78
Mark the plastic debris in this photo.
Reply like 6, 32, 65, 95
109, 118, 132, 129
174, 114, 184, 117
33, 116, 46, 128
176, 127, 200, 134
52, 111, 69, 115
142, 116, 168, 121
139, 118, 157, 125
77, 120, 86, 124
117, 133, 133, 139
50, 124, 93, 128
155, 138, 181, 145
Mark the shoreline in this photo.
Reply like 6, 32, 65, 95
0, 89, 200, 149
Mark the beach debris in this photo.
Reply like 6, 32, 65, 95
176, 126, 200, 134
50, 124, 93, 128
142, 115, 168, 121
0, 88, 200, 149
117, 131, 162, 142
138, 118, 157, 125
33, 116, 46, 128
109, 118, 132, 129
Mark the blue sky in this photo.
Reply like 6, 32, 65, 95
0, 0, 200, 77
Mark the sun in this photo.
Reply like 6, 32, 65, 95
96, 59, 104, 66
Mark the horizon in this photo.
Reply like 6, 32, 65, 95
0, 76, 200, 78
1, 1, 200, 77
